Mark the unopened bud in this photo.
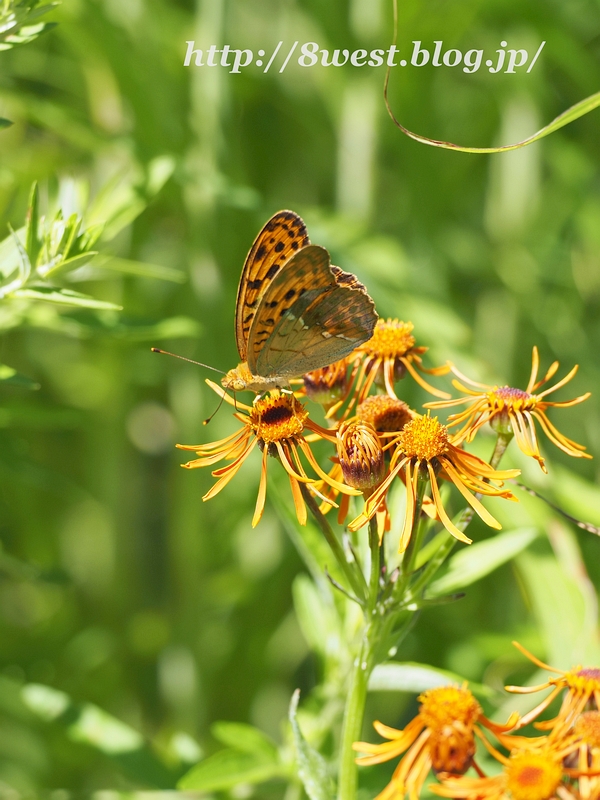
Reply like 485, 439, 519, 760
337, 421, 385, 492
357, 395, 413, 433
303, 359, 349, 406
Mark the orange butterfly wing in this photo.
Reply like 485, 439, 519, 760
249, 246, 377, 377
235, 211, 309, 362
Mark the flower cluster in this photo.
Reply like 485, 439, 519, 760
178, 315, 589, 553
355, 644, 600, 800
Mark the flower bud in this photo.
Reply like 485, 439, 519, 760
357, 395, 413, 433
337, 421, 385, 492
303, 359, 349, 407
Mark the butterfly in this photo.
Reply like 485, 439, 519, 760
222, 211, 378, 394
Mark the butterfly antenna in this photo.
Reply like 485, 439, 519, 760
151, 348, 226, 375
513, 481, 600, 535
203, 391, 228, 426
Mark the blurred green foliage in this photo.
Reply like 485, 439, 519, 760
0, 0, 599, 796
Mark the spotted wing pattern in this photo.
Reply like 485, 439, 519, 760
235, 211, 309, 362
248, 245, 377, 377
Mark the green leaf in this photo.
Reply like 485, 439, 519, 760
0, 364, 40, 389
401, 593, 464, 610
21, 683, 176, 788
293, 574, 332, 657
105, 316, 200, 341
146, 155, 176, 197
41, 251, 98, 279
69, 705, 143, 753
25, 182, 41, 267
0, 225, 25, 279
9, 224, 31, 284
551, 465, 600, 528
289, 690, 334, 800
11, 287, 122, 310
92, 255, 186, 283
0, 2, 58, 50
385, 4, 600, 158
211, 721, 277, 757
177, 749, 283, 791
428, 527, 539, 597
21, 684, 69, 721
0, 118, 12, 129
368, 662, 494, 698
516, 527, 600, 669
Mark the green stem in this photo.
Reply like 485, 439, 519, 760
367, 517, 380, 614
391, 468, 430, 603
300, 483, 367, 604
454, 431, 513, 532
489, 431, 513, 470
337, 510, 385, 799
337, 636, 371, 800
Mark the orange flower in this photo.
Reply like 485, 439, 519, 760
354, 319, 450, 402
348, 414, 520, 550
177, 380, 359, 527
354, 684, 518, 800
433, 748, 571, 800
505, 642, 600, 732
426, 347, 591, 472
570, 712, 600, 800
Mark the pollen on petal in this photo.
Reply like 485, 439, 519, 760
250, 392, 308, 443
505, 752, 562, 800
360, 318, 417, 359
397, 415, 449, 462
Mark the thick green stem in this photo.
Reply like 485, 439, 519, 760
337, 637, 371, 800
300, 484, 367, 603
337, 515, 384, 799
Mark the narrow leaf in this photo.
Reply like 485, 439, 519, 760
289, 690, 333, 800
517, 528, 600, 669
25, 182, 41, 266
22, 683, 175, 788
0, 118, 12, 128
69, 705, 143, 753
11, 287, 122, 310
177, 749, 283, 791
368, 662, 494, 698
21, 683, 69, 721
9, 223, 31, 283
385, 0, 600, 154
211, 721, 277, 757
41, 251, 98, 279
0, 364, 40, 389
402, 593, 464, 610
92, 254, 186, 283
146, 155, 176, 197
428, 527, 539, 597
293, 574, 331, 657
